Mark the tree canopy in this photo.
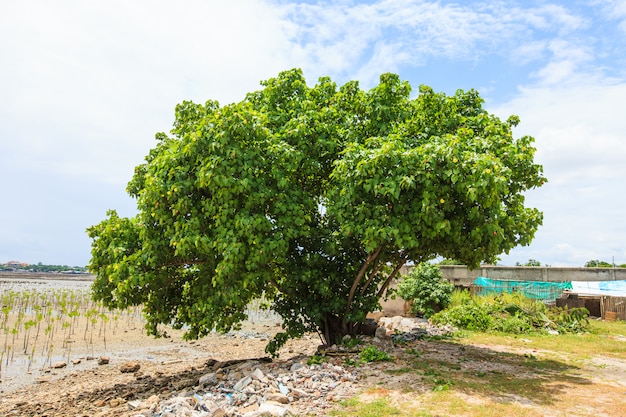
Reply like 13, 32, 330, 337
87, 69, 546, 353
585, 260, 626, 268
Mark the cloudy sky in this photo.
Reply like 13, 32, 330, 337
1, 0, 625, 268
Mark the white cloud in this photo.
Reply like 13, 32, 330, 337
0, 0, 295, 185
513, 4, 588, 34
510, 40, 548, 65
529, 39, 594, 85
493, 75, 626, 266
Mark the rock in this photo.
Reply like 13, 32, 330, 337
199, 372, 219, 387
51, 361, 67, 369
98, 356, 110, 365
127, 400, 142, 409
375, 326, 388, 339
109, 397, 125, 407
289, 388, 308, 398
120, 361, 141, 373
93, 399, 107, 407
210, 407, 227, 417
239, 403, 259, 414
257, 402, 291, 416
366, 311, 385, 321
157, 397, 194, 414
140, 395, 160, 409
233, 375, 252, 391
71, 359, 82, 365
266, 392, 289, 404
251, 368, 268, 383
400, 317, 419, 328
289, 362, 305, 372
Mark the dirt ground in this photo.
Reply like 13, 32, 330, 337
0, 320, 625, 417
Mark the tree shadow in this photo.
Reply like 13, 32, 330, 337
390, 338, 592, 406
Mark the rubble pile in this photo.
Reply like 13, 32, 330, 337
128, 358, 359, 417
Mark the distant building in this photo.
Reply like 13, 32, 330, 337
3, 260, 28, 267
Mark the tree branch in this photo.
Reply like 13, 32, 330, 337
345, 245, 383, 314
359, 263, 384, 296
269, 277, 283, 293
376, 257, 408, 298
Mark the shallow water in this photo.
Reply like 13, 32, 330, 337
0, 276, 281, 393
0, 276, 93, 292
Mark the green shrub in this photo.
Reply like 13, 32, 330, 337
431, 300, 493, 331
396, 262, 454, 318
431, 291, 590, 335
492, 314, 534, 333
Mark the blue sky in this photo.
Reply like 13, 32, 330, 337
1, 0, 625, 267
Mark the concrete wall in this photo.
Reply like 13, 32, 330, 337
439, 265, 626, 287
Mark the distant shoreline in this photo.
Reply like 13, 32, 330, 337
0, 271, 95, 281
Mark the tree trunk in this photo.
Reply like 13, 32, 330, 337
320, 313, 378, 346
320, 313, 346, 346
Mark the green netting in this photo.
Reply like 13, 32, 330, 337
472, 277, 572, 300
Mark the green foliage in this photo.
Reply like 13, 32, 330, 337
341, 336, 363, 348
396, 262, 454, 318
431, 291, 590, 334
431, 298, 493, 331
307, 354, 328, 366
359, 345, 393, 362
515, 259, 541, 266
438, 259, 463, 265
87, 69, 546, 354
584, 259, 626, 268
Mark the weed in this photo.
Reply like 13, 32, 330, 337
307, 354, 328, 365
360, 345, 393, 363
344, 357, 358, 366
341, 336, 363, 349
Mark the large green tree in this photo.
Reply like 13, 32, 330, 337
87, 69, 546, 353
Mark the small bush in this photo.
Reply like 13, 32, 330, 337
360, 345, 393, 362
396, 262, 454, 318
492, 314, 534, 334
430, 300, 493, 331
307, 354, 328, 365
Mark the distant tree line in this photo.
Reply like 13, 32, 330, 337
0, 262, 88, 273
515, 259, 543, 267
514, 259, 626, 268
584, 259, 626, 268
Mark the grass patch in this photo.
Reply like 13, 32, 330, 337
331, 397, 403, 417
459, 319, 626, 360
